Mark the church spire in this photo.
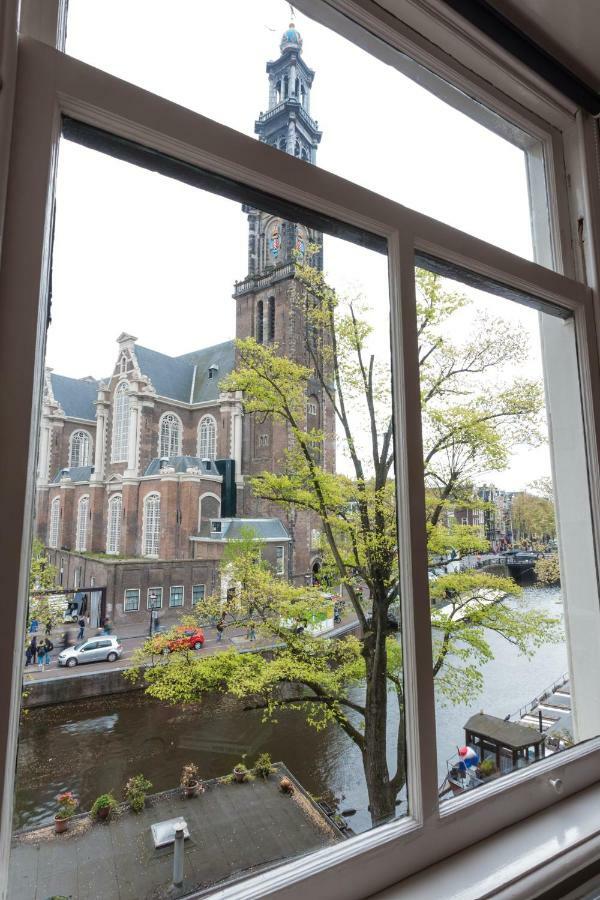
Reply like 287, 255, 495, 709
255, 23, 322, 163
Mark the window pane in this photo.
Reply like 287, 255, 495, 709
414, 263, 600, 801
65, 0, 540, 260
11, 134, 408, 896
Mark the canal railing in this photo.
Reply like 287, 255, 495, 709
508, 672, 569, 723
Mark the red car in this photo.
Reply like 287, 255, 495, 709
161, 627, 205, 654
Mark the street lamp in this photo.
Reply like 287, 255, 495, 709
148, 592, 158, 636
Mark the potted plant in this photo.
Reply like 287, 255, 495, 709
253, 752, 276, 780
180, 763, 202, 798
54, 791, 78, 833
233, 762, 249, 783
124, 774, 153, 813
90, 792, 118, 821
279, 776, 294, 794
478, 758, 497, 780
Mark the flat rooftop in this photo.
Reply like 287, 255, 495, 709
9, 765, 343, 899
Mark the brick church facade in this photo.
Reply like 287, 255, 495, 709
35, 24, 334, 625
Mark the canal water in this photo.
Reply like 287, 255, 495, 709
14, 585, 565, 835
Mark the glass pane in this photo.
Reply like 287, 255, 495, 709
414, 263, 600, 801
65, 0, 540, 260
10, 135, 406, 897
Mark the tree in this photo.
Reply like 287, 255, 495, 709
28, 539, 59, 628
535, 553, 560, 586
131, 263, 560, 826
511, 491, 556, 544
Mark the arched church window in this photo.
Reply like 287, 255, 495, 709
279, 137, 286, 151
198, 493, 221, 536
295, 77, 300, 97
159, 412, 182, 458
283, 75, 289, 98
256, 300, 264, 344
301, 147, 308, 161
143, 492, 160, 557
300, 83, 306, 107
111, 381, 130, 463
294, 141, 300, 157
268, 297, 275, 341
198, 415, 217, 460
69, 430, 91, 468
48, 497, 60, 549
275, 80, 281, 103
106, 493, 122, 554
76, 495, 89, 552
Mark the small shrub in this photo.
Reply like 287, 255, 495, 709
253, 752, 275, 780
124, 774, 153, 813
90, 793, 118, 818
478, 759, 496, 778
55, 791, 78, 820
180, 763, 200, 788
279, 776, 294, 794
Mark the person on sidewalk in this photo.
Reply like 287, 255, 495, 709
247, 622, 256, 641
25, 639, 34, 667
216, 617, 225, 642
45, 618, 53, 636
29, 618, 39, 634
38, 637, 53, 670
77, 617, 85, 640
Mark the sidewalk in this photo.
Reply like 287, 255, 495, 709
22, 609, 361, 684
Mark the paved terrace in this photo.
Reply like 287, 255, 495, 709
9, 766, 343, 900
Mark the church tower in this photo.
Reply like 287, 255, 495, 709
233, 23, 332, 584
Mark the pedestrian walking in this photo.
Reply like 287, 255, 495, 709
247, 622, 256, 641
29, 617, 39, 634
38, 637, 53, 669
25, 642, 33, 667
45, 618, 53, 636
77, 617, 85, 640
216, 618, 225, 642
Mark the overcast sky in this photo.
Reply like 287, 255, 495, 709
46, 0, 548, 489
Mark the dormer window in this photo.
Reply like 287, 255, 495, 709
208, 364, 218, 380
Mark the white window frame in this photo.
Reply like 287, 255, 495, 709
1, 4, 600, 898
158, 411, 182, 458
198, 414, 217, 460
106, 492, 122, 555
111, 379, 130, 462
147, 586, 163, 610
169, 585, 184, 608
124, 588, 140, 612
275, 545, 285, 576
75, 494, 89, 552
198, 492, 221, 531
68, 428, 92, 468
192, 584, 206, 606
142, 492, 160, 558
48, 496, 60, 548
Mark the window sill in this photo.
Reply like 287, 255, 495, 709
369, 782, 600, 899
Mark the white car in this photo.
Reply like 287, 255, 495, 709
57, 636, 123, 667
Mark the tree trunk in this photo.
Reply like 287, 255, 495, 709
362, 598, 396, 826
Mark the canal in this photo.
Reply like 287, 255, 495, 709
14, 584, 565, 835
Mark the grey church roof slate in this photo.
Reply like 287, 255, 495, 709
50, 374, 99, 421
135, 340, 235, 404
51, 465, 94, 483
201, 518, 291, 542
143, 457, 222, 477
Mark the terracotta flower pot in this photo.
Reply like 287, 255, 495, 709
97, 805, 111, 820
183, 781, 198, 798
54, 815, 68, 834
233, 769, 246, 783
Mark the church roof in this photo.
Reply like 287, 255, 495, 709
50, 373, 99, 421
199, 518, 291, 542
135, 340, 235, 404
143, 456, 222, 477
51, 465, 94, 483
